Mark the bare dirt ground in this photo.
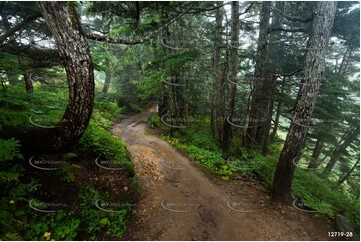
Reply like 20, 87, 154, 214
112, 111, 335, 241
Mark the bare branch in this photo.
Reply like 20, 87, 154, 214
269, 27, 307, 33
271, 6, 313, 23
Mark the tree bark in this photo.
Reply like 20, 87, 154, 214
102, 60, 112, 93
323, 128, 355, 174
37, 2, 95, 150
246, 1, 271, 149
338, 157, 359, 185
211, 1, 224, 138
221, 1, 239, 151
18, 56, 33, 92
307, 136, 324, 169
273, 2, 337, 204
270, 76, 286, 142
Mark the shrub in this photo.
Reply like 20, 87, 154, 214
0, 138, 23, 162
79, 122, 134, 175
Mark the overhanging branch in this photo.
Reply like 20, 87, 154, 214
85, 5, 193, 45
269, 27, 307, 33
0, 14, 41, 44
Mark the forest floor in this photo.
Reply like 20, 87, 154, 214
113, 109, 335, 241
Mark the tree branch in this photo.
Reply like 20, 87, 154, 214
0, 14, 40, 44
271, 6, 313, 23
85, 5, 193, 45
269, 27, 307, 33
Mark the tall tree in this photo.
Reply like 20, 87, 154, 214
273, 2, 337, 204
323, 126, 358, 174
211, 1, 224, 138
246, 1, 271, 149
37, 2, 95, 150
221, 1, 239, 151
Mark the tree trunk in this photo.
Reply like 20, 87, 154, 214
18, 56, 33, 92
221, 1, 239, 151
270, 76, 287, 142
273, 2, 337, 204
338, 47, 350, 75
37, 2, 95, 150
323, 128, 355, 174
307, 136, 324, 169
23, 71, 33, 93
102, 69, 112, 93
262, 71, 276, 154
211, 1, 224, 138
338, 157, 359, 185
246, 1, 271, 149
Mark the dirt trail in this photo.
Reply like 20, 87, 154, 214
112, 111, 334, 241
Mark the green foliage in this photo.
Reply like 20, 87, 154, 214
56, 163, 81, 183
0, 85, 67, 127
161, 135, 234, 180
23, 211, 80, 241
148, 113, 161, 128
79, 122, 133, 175
79, 184, 130, 240
0, 138, 23, 162
62, 152, 78, 161
0, 162, 80, 241
244, 149, 360, 232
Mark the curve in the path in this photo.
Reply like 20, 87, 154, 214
113, 112, 333, 241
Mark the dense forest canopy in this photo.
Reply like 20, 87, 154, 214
0, 1, 360, 241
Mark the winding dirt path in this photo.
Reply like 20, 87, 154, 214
112, 111, 334, 241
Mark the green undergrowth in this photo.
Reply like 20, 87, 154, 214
0, 86, 136, 240
0, 85, 67, 127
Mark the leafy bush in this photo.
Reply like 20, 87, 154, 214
0, 85, 67, 127
79, 122, 134, 175
79, 184, 130, 240
160, 135, 234, 180
247, 150, 360, 232
0, 138, 23, 162
148, 113, 161, 129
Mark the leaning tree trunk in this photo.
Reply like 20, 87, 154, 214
323, 129, 355, 174
37, 2, 94, 150
307, 135, 324, 169
221, 1, 239, 151
272, 2, 337, 204
338, 157, 359, 185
